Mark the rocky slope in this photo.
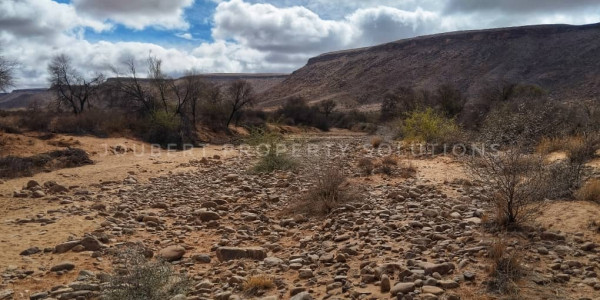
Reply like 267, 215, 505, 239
259, 23, 600, 108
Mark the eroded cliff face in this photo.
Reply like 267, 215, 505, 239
259, 23, 600, 108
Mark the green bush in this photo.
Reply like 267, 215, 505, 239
246, 128, 297, 173
104, 249, 188, 300
399, 108, 460, 144
142, 110, 182, 148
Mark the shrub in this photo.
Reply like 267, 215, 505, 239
370, 136, 383, 148
487, 240, 523, 295
577, 179, 600, 202
382, 156, 398, 166
103, 249, 188, 300
397, 162, 417, 179
247, 128, 297, 173
294, 168, 357, 216
253, 152, 297, 173
275, 97, 332, 131
0, 148, 93, 179
357, 158, 374, 175
434, 84, 465, 118
243, 275, 274, 296
468, 147, 547, 229
399, 108, 460, 144
142, 110, 182, 148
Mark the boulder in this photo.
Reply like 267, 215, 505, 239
50, 262, 75, 272
159, 245, 186, 262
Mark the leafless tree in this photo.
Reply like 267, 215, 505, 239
48, 54, 104, 114
148, 56, 171, 114
110, 58, 156, 113
468, 146, 548, 228
319, 100, 337, 120
225, 80, 255, 127
0, 50, 16, 92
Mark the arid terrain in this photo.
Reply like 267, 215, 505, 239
1, 129, 599, 300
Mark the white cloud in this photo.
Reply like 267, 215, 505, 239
175, 32, 194, 40
72, 0, 194, 30
1, 0, 600, 90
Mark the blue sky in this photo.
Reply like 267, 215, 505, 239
2, 0, 600, 89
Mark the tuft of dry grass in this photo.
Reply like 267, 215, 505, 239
288, 167, 359, 216
576, 179, 600, 202
382, 155, 397, 166
357, 158, 374, 175
536, 136, 582, 155
243, 275, 274, 295
487, 240, 523, 295
370, 136, 383, 148
397, 162, 417, 179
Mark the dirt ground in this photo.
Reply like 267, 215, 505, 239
1, 130, 599, 300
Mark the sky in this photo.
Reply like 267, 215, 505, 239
1, 0, 599, 90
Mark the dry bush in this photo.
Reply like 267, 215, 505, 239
243, 275, 274, 295
370, 136, 383, 148
397, 162, 417, 179
291, 168, 358, 216
536, 136, 583, 155
577, 179, 600, 202
103, 249, 188, 300
357, 158, 374, 175
468, 147, 548, 229
487, 240, 523, 295
0, 148, 93, 179
382, 155, 398, 166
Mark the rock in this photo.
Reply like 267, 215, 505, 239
31, 190, 45, 198
192, 254, 211, 264
290, 292, 313, 300
425, 262, 455, 275
159, 245, 186, 262
198, 211, 220, 222
390, 282, 415, 295
540, 231, 565, 241
50, 262, 75, 272
439, 280, 459, 289
54, 241, 81, 253
581, 242, 598, 252
298, 269, 314, 279
29, 292, 48, 300
216, 247, 266, 262
225, 174, 239, 181
48, 184, 68, 194
80, 236, 105, 251
380, 274, 391, 293
13, 190, 28, 198
422, 285, 445, 295
264, 256, 283, 267
20, 247, 41, 256
0, 290, 14, 300
26, 180, 40, 189
214, 291, 231, 300
464, 217, 481, 224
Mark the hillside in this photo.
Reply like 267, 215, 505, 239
259, 23, 600, 109
0, 89, 51, 110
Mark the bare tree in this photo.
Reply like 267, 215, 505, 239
0, 49, 16, 92
319, 100, 337, 121
48, 54, 104, 114
225, 80, 255, 128
147, 56, 170, 114
110, 58, 156, 113
468, 146, 548, 228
